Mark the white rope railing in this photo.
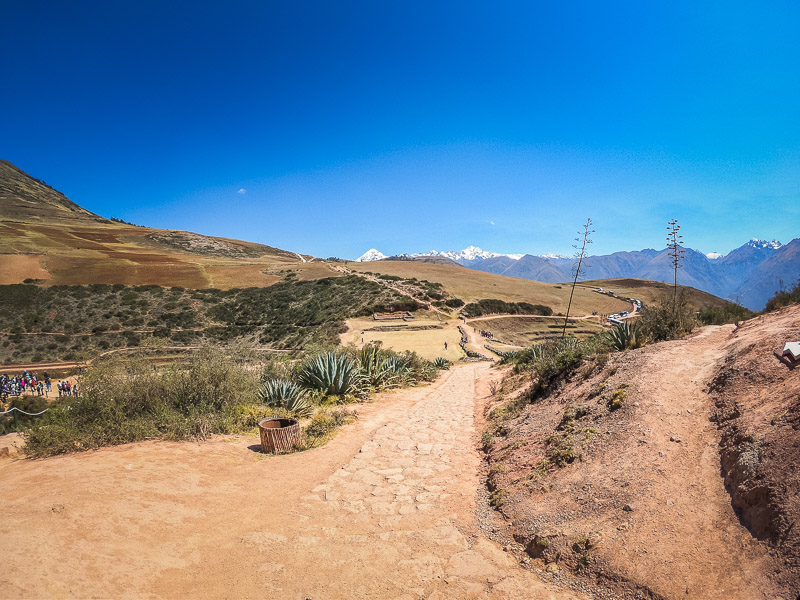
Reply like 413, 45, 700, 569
0, 407, 49, 416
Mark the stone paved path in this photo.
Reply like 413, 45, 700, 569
0, 364, 584, 599
245, 364, 584, 599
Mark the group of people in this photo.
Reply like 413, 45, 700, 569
475, 328, 494, 340
0, 371, 77, 400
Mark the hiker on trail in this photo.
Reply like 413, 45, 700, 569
444, 341, 448, 350
57, 381, 63, 397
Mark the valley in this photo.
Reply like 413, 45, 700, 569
1, 160, 798, 599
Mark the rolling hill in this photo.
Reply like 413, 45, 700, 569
0, 160, 328, 288
1, 159, 739, 323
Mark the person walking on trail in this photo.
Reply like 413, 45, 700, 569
444, 341, 448, 350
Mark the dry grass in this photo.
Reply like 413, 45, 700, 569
341, 317, 464, 361
580, 278, 732, 309
349, 261, 630, 315
470, 315, 605, 346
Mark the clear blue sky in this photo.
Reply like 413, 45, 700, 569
2, 1, 798, 258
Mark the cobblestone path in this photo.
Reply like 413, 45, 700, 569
246, 364, 584, 599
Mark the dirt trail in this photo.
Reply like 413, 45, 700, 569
608, 325, 781, 598
491, 323, 789, 599
0, 364, 583, 599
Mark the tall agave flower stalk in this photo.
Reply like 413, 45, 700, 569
297, 352, 364, 396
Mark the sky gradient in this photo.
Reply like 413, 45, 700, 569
2, 1, 798, 259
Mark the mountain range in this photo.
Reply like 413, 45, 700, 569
357, 240, 800, 310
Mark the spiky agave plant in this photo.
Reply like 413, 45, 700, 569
297, 352, 364, 396
256, 379, 314, 417
358, 344, 399, 390
606, 322, 645, 351
383, 355, 414, 384
433, 357, 450, 369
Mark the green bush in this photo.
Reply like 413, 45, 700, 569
461, 299, 552, 318
23, 345, 261, 457
698, 303, 753, 325
514, 338, 587, 401
638, 292, 697, 342
765, 280, 800, 312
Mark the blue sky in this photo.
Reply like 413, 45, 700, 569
2, 1, 798, 258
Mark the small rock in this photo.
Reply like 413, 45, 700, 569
666, 499, 675, 506
687, 409, 691, 414
658, 451, 665, 457
546, 563, 560, 574
623, 504, 634, 512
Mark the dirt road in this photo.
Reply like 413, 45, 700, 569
0, 364, 583, 599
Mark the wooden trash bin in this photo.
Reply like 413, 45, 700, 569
258, 417, 301, 453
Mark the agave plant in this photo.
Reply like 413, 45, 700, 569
606, 322, 645, 351
297, 352, 364, 396
256, 379, 314, 417
433, 357, 450, 369
358, 344, 399, 390
382, 355, 414, 384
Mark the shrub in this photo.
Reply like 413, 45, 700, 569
513, 338, 587, 401
638, 291, 697, 342
433, 357, 450, 369
256, 379, 314, 417
764, 280, 800, 312
300, 407, 358, 448
23, 345, 261, 457
462, 299, 553, 318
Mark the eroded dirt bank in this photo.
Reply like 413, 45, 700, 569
484, 306, 800, 599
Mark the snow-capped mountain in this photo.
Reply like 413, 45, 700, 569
355, 248, 387, 262
746, 238, 783, 250
410, 246, 525, 262
352, 238, 798, 310
354, 246, 524, 262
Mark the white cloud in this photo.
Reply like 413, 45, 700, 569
237, 188, 246, 195
489, 220, 495, 225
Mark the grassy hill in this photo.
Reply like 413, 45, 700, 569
351, 260, 632, 315
0, 160, 329, 288
580, 278, 737, 310
0, 161, 747, 369
0, 276, 414, 365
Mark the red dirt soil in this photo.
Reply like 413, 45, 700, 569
484, 305, 800, 599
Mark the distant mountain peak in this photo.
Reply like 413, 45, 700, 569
355, 248, 387, 262
706, 252, 723, 260
747, 239, 783, 250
